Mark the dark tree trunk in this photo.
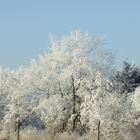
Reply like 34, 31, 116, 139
17, 126, 20, 140
58, 81, 63, 98
71, 75, 76, 132
15, 118, 22, 140
97, 120, 101, 140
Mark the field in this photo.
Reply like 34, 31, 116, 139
0, 130, 95, 140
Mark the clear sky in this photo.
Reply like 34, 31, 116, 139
0, 0, 140, 69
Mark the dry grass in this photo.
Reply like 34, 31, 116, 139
0, 130, 95, 140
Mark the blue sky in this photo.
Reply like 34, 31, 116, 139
0, 0, 140, 69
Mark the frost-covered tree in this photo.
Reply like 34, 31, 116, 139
2, 31, 113, 131
40, 31, 114, 133
133, 86, 140, 112
81, 88, 138, 140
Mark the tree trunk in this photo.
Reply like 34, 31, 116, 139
15, 118, 21, 140
58, 81, 63, 98
71, 75, 76, 132
97, 120, 100, 140
17, 126, 20, 140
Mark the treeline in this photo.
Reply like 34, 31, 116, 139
0, 31, 140, 140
